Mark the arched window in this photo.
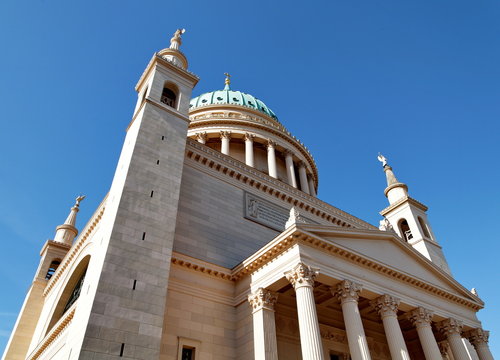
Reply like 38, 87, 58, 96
418, 217, 431, 238
398, 219, 413, 242
161, 83, 178, 108
46, 255, 90, 334
45, 260, 61, 280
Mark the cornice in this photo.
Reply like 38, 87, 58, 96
380, 195, 428, 216
185, 139, 372, 230
187, 116, 318, 184
172, 224, 482, 311
135, 53, 199, 93
40, 240, 71, 256
43, 197, 106, 297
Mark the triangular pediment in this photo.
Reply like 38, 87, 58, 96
296, 224, 480, 304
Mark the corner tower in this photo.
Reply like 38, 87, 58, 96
377, 154, 451, 274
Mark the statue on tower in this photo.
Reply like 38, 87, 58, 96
75, 195, 86, 207
169, 28, 185, 50
377, 153, 388, 167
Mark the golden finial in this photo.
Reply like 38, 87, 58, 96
224, 72, 231, 86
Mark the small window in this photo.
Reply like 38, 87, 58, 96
181, 347, 194, 360
45, 260, 61, 280
398, 219, 413, 242
161, 83, 178, 108
418, 217, 431, 238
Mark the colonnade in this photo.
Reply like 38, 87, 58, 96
195, 131, 316, 196
248, 262, 494, 360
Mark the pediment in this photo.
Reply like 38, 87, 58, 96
297, 224, 479, 304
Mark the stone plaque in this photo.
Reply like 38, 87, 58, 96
244, 192, 316, 231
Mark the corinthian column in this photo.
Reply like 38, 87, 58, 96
285, 263, 324, 360
436, 319, 469, 360
248, 288, 279, 360
298, 161, 310, 194
220, 131, 231, 155
244, 133, 255, 167
371, 295, 410, 360
407, 307, 441, 360
267, 140, 278, 178
334, 280, 371, 360
284, 150, 297, 188
308, 175, 317, 197
465, 328, 494, 360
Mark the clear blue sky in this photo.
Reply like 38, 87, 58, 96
0, 0, 498, 356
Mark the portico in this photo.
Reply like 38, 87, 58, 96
241, 222, 489, 360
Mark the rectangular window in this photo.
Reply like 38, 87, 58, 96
181, 347, 194, 360
177, 337, 200, 360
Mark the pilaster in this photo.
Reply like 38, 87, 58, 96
248, 288, 279, 360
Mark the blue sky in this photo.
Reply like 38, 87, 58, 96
0, 0, 499, 356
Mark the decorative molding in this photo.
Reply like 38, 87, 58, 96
248, 288, 278, 312
371, 294, 400, 318
334, 280, 362, 304
185, 139, 370, 230
43, 199, 106, 297
285, 262, 319, 289
27, 307, 75, 360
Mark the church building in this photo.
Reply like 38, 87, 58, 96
2, 30, 494, 360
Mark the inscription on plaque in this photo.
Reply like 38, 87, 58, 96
244, 192, 317, 231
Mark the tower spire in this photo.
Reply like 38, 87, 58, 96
53, 195, 85, 246
377, 153, 408, 205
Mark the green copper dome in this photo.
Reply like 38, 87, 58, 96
189, 82, 278, 121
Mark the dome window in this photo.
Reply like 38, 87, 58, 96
217, 96, 223, 101
201, 99, 207, 103
233, 97, 239, 101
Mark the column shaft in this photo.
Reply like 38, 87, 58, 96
295, 286, 324, 360
267, 141, 278, 179
252, 308, 278, 360
298, 163, 310, 194
284, 151, 297, 188
341, 300, 371, 360
220, 131, 230, 155
381, 315, 410, 360
447, 333, 470, 360
415, 324, 442, 360
308, 176, 316, 197
245, 134, 255, 167
475, 344, 494, 360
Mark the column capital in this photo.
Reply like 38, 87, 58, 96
267, 139, 277, 149
438, 341, 450, 357
436, 318, 463, 336
297, 160, 306, 169
333, 280, 362, 304
195, 131, 207, 143
370, 294, 400, 318
248, 288, 278, 312
283, 148, 294, 157
244, 132, 256, 141
407, 307, 434, 328
464, 328, 490, 347
285, 262, 319, 290
220, 130, 231, 139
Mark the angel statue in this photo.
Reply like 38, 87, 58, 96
377, 153, 388, 167
169, 28, 186, 50
75, 195, 86, 207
